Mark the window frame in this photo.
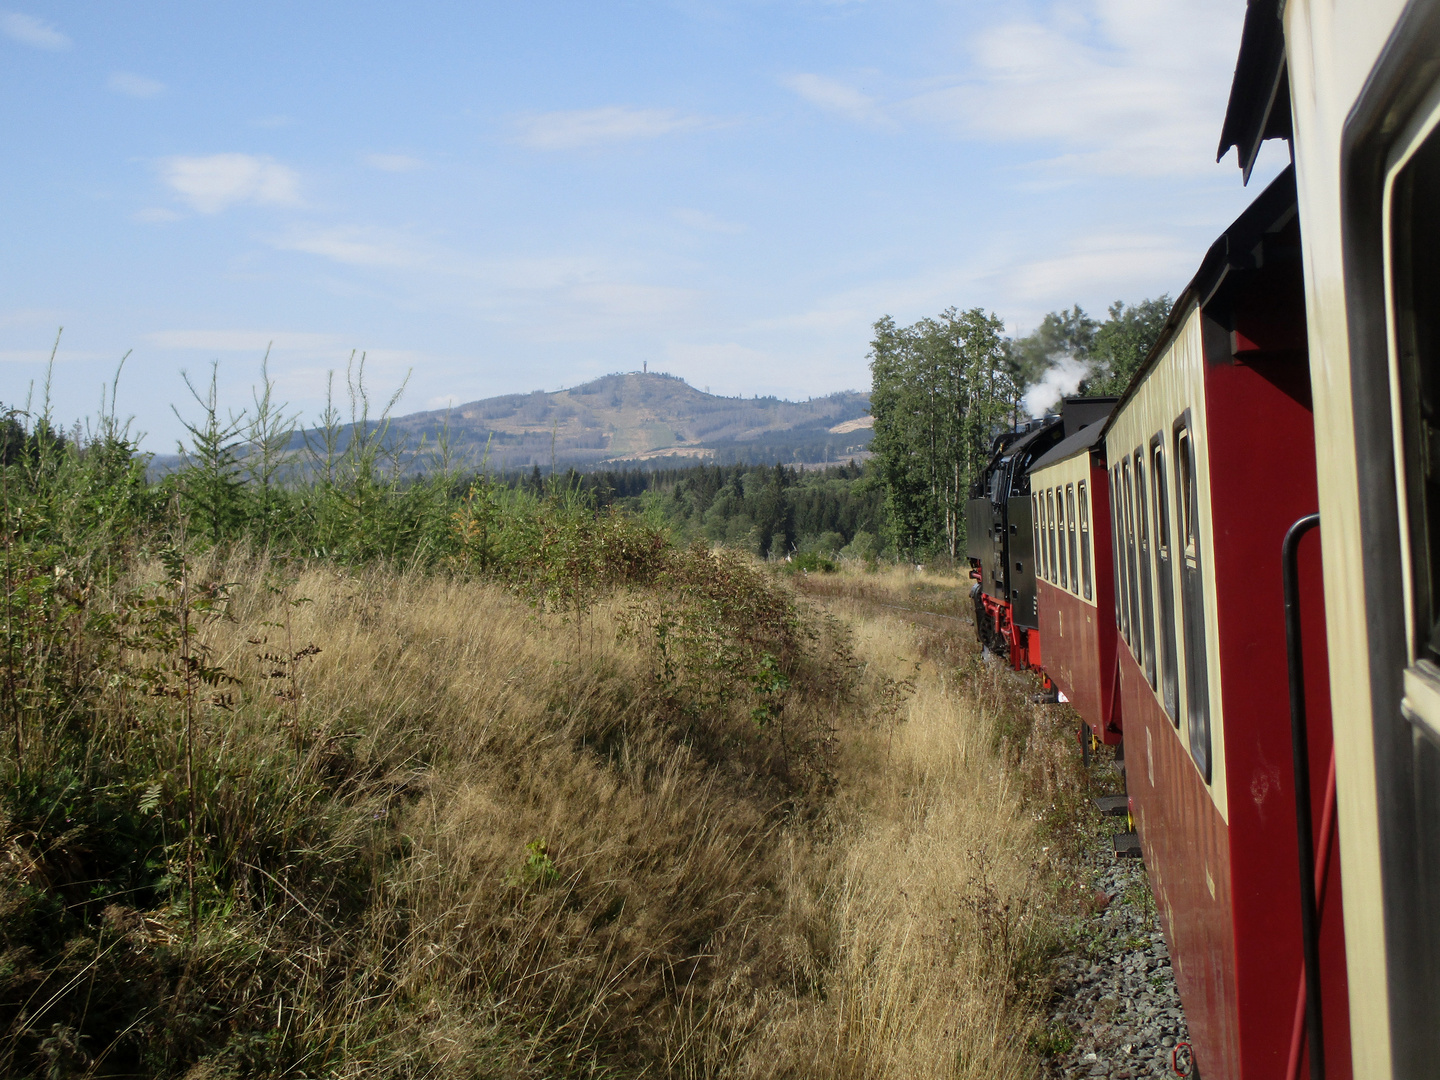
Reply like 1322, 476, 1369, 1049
1135, 448, 1158, 689
1056, 485, 1069, 590
1033, 492, 1046, 583
1174, 415, 1211, 783
1123, 457, 1143, 664
1151, 435, 1180, 725
1112, 465, 1129, 643
1054, 489, 1065, 587
1065, 484, 1079, 595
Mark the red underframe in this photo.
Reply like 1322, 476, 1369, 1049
973, 585, 1045, 676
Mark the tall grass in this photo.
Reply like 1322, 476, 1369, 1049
0, 381, 1080, 1078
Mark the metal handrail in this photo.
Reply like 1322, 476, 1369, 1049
1282, 511, 1324, 1080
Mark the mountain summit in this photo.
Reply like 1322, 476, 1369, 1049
388, 371, 872, 470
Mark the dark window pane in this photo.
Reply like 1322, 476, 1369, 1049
1391, 122, 1440, 661
1152, 438, 1180, 724
1176, 422, 1211, 782
1057, 487, 1069, 590
1054, 489, 1065, 593
1124, 459, 1142, 663
1136, 449, 1157, 689
1033, 493, 1046, 582
1066, 484, 1079, 595
1112, 466, 1129, 643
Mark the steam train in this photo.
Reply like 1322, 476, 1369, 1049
966, 2, 1440, 1077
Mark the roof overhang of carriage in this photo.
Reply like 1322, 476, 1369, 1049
1217, 0, 1292, 183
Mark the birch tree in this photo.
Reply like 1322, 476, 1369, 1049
868, 307, 1016, 560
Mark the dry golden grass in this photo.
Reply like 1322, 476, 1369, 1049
67, 557, 1066, 1078
749, 593, 1050, 1080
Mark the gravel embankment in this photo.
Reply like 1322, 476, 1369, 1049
1045, 837, 1193, 1079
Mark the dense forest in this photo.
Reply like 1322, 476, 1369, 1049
564, 461, 884, 561
466, 461, 885, 564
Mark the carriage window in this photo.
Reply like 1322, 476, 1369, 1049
1135, 450, 1157, 690
1043, 492, 1052, 583
1056, 487, 1069, 590
1047, 489, 1059, 587
1176, 420, 1211, 782
1066, 485, 1079, 595
1033, 493, 1046, 583
1152, 437, 1180, 725
1391, 121, 1440, 671
1112, 466, 1129, 643
1123, 459, 1142, 664
1078, 480, 1092, 600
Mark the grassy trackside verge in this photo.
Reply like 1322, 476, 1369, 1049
1, 558, 1108, 1078
1, 392, 1107, 1077
790, 568, 1119, 1074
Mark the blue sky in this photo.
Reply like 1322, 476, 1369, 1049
0, 1, 1287, 450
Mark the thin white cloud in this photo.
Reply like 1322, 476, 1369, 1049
133, 207, 182, 224
146, 330, 346, 353
269, 218, 701, 343
568, 282, 698, 320
363, 153, 425, 172
250, 115, 294, 129
665, 341, 772, 370
273, 226, 624, 293
161, 154, 301, 213
1, 11, 69, 50
0, 308, 64, 329
671, 208, 746, 234
108, 71, 165, 98
908, 0, 1242, 176
271, 226, 434, 270
515, 106, 712, 150
0, 349, 108, 363
783, 73, 887, 124
998, 233, 1190, 302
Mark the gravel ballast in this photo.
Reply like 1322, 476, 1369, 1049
1044, 836, 1194, 1079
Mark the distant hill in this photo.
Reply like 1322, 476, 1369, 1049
379, 371, 873, 471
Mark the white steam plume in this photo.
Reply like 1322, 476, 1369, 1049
1022, 353, 1088, 417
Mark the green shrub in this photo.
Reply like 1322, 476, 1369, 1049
787, 551, 838, 574
840, 529, 879, 562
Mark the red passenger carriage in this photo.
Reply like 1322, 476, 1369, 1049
1029, 415, 1122, 747
1038, 166, 1351, 1080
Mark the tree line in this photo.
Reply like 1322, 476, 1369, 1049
598, 461, 884, 562
869, 297, 1172, 561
